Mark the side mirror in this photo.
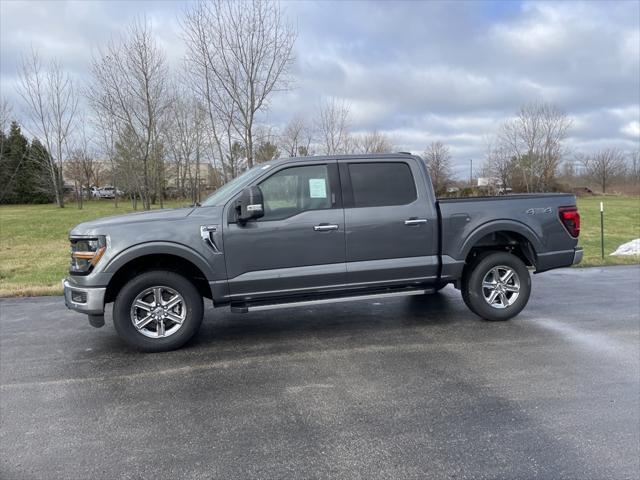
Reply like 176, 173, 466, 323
235, 186, 264, 224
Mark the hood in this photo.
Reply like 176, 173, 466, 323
70, 207, 195, 235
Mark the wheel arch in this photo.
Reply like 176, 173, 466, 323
461, 221, 543, 268
103, 243, 214, 303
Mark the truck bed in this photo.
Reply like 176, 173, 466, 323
437, 193, 579, 277
438, 193, 575, 203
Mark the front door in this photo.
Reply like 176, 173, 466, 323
223, 161, 346, 300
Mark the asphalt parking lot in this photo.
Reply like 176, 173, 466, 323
1, 265, 639, 480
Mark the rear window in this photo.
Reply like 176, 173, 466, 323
348, 162, 417, 208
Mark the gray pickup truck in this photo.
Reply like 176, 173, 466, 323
64, 153, 582, 351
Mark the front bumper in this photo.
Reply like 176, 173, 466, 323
63, 279, 106, 315
572, 247, 583, 265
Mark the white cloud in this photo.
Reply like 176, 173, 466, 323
1, 0, 638, 175
622, 121, 640, 138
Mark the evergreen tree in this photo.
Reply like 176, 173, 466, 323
255, 141, 280, 164
26, 139, 56, 203
0, 122, 28, 203
0, 121, 55, 204
0, 128, 9, 200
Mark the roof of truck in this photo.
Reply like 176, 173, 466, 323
270, 152, 420, 165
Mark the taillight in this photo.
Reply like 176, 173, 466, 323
558, 206, 580, 238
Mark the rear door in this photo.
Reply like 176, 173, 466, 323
340, 158, 439, 287
223, 161, 346, 300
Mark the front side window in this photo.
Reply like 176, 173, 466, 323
259, 164, 332, 221
348, 162, 417, 207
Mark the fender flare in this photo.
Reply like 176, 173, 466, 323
460, 220, 545, 260
103, 241, 215, 280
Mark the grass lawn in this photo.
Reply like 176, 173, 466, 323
1, 196, 638, 297
574, 195, 640, 267
0, 199, 185, 297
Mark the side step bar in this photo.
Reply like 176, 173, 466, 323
230, 288, 431, 313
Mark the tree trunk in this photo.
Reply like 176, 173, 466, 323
58, 184, 65, 207
113, 175, 119, 208
75, 180, 83, 209
142, 158, 150, 210
246, 125, 253, 168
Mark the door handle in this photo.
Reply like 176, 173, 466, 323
404, 218, 427, 226
313, 224, 339, 232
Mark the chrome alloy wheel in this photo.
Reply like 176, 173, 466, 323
481, 265, 520, 309
130, 286, 186, 338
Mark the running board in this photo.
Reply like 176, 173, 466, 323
230, 288, 431, 313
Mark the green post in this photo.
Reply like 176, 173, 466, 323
600, 201, 604, 259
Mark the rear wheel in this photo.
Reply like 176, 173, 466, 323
113, 270, 204, 352
461, 251, 531, 321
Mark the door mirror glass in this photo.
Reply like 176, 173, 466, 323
235, 186, 264, 224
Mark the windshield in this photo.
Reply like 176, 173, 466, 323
200, 163, 271, 206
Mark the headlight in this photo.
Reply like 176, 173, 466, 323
69, 236, 106, 275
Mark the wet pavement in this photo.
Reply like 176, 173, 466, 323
1, 266, 639, 479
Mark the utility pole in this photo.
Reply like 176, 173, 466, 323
469, 159, 473, 186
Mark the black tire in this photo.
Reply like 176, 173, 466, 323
113, 270, 204, 352
461, 269, 477, 315
461, 251, 531, 321
461, 251, 493, 316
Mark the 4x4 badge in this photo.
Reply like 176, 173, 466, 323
526, 207, 552, 215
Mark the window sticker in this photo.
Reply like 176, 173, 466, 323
309, 178, 327, 198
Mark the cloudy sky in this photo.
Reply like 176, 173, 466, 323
1, 0, 638, 176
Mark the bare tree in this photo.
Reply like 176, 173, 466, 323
628, 150, 640, 186
0, 97, 12, 133
581, 148, 626, 193
90, 103, 120, 206
182, 8, 238, 182
65, 123, 102, 209
18, 50, 78, 207
353, 130, 393, 154
558, 157, 580, 187
166, 87, 208, 203
280, 116, 313, 157
226, 141, 246, 178
166, 93, 192, 198
317, 98, 351, 155
181, 0, 296, 170
498, 101, 571, 192
113, 125, 143, 209
88, 19, 171, 210
485, 140, 514, 191
0, 98, 12, 170
423, 141, 453, 196
252, 125, 280, 163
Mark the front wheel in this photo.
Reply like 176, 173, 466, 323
461, 251, 531, 321
113, 270, 204, 352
